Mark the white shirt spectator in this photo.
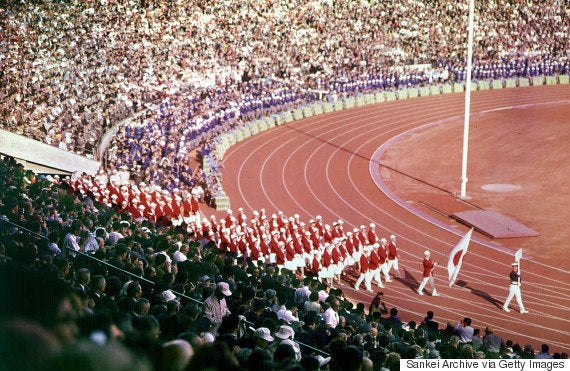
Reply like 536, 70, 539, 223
173, 249, 188, 263
323, 300, 341, 328
276, 306, 299, 324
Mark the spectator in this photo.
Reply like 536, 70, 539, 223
369, 291, 387, 316
440, 335, 461, 359
384, 308, 405, 339
118, 281, 143, 314
186, 341, 240, 371
518, 344, 535, 359
62, 220, 83, 258
271, 325, 302, 362
162, 339, 193, 371
254, 327, 275, 351
304, 290, 322, 314
323, 297, 342, 329
455, 317, 474, 344
472, 328, 484, 351
203, 282, 232, 335
482, 326, 506, 358
421, 310, 439, 338
439, 321, 457, 346
535, 343, 553, 359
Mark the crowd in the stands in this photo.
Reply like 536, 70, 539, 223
1, 1, 569, 201
1, 154, 568, 371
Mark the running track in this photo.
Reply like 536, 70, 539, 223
211, 85, 570, 352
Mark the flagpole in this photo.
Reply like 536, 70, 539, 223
461, 0, 475, 198
515, 248, 523, 285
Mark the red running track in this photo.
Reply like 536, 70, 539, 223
213, 85, 570, 352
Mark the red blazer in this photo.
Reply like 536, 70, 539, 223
210, 219, 219, 233
274, 246, 285, 265
250, 244, 260, 261
171, 200, 181, 218
331, 248, 341, 264
182, 199, 192, 217
352, 236, 362, 250
388, 243, 398, 260
358, 231, 368, 246
270, 238, 280, 254
367, 229, 378, 245
322, 250, 332, 268
423, 258, 435, 277
301, 236, 312, 254
359, 254, 369, 273
225, 214, 233, 227
260, 239, 270, 256
377, 246, 387, 264
190, 197, 200, 213
238, 240, 248, 255
285, 244, 295, 261
310, 234, 321, 249
294, 239, 304, 255
323, 230, 334, 244
338, 244, 348, 260
332, 227, 343, 238
310, 256, 320, 274
369, 251, 380, 270
228, 240, 238, 254
345, 239, 354, 255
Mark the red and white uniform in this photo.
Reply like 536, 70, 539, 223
417, 250, 438, 296
386, 234, 401, 278
368, 247, 384, 288
354, 252, 372, 291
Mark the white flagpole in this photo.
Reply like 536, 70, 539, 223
461, 0, 475, 198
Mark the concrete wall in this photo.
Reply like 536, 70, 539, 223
0, 129, 101, 175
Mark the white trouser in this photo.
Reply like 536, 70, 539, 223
380, 262, 390, 281
371, 268, 384, 288
386, 258, 399, 275
354, 271, 371, 291
418, 275, 437, 294
504, 284, 525, 311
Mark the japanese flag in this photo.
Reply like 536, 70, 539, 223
447, 228, 474, 287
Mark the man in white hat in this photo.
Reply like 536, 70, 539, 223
417, 250, 439, 296
203, 282, 232, 334
270, 325, 301, 361
502, 262, 529, 313
254, 327, 274, 349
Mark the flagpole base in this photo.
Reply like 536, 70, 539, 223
454, 190, 472, 200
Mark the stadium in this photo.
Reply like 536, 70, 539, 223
1, 1, 569, 370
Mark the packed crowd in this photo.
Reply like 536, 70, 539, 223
85, 0, 570, 202
2, 1, 569, 198
2, 155, 568, 371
